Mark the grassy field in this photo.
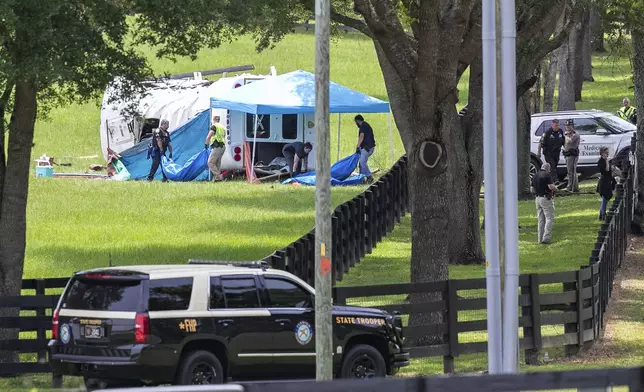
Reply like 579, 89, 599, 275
1, 31, 639, 390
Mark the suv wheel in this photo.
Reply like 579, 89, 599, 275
340, 344, 387, 379
176, 350, 224, 385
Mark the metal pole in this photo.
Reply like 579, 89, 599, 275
482, 0, 503, 375
388, 112, 395, 165
337, 113, 341, 161
314, 0, 333, 381
501, 0, 520, 374
251, 114, 259, 183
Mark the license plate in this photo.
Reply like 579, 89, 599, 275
83, 325, 104, 339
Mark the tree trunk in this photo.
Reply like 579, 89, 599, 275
582, 7, 594, 82
0, 81, 37, 364
0, 82, 13, 222
631, 28, 644, 217
450, 54, 484, 266
572, 16, 586, 102
543, 52, 558, 112
590, 5, 605, 53
558, 41, 576, 110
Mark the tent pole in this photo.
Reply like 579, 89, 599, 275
251, 114, 259, 183
388, 112, 394, 165
337, 113, 341, 161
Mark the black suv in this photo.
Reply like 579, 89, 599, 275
48, 261, 409, 390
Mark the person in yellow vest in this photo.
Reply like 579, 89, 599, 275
618, 97, 637, 124
204, 116, 226, 181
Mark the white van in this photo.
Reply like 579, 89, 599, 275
529, 110, 636, 180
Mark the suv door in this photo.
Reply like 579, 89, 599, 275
209, 275, 277, 380
575, 118, 619, 165
260, 275, 316, 378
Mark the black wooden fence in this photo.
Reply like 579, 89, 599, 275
0, 278, 67, 385
262, 155, 409, 286
334, 152, 636, 373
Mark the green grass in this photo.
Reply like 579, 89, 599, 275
2, 31, 640, 390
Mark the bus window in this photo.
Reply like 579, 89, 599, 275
246, 114, 270, 139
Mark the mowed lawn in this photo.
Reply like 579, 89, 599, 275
25, 32, 632, 279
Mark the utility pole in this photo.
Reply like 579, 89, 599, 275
314, 0, 333, 381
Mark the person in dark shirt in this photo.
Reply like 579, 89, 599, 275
147, 119, 173, 182
597, 147, 616, 220
531, 162, 558, 244
282, 141, 312, 177
354, 114, 376, 183
538, 119, 565, 184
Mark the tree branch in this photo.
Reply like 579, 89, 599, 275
457, 3, 482, 80
353, 0, 417, 84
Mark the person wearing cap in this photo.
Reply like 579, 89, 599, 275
531, 162, 557, 244
147, 119, 172, 182
538, 119, 565, 184
618, 97, 637, 124
204, 115, 226, 181
562, 119, 580, 192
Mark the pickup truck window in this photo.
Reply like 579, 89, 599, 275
265, 277, 312, 308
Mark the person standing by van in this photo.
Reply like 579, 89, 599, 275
538, 119, 564, 184
204, 116, 226, 181
597, 147, 616, 220
282, 141, 312, 177
532, 162, 557, 244
354, 115, 376, 183
563, 119, 580, 192
147, 119, 172, 182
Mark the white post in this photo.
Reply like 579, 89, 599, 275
314, 0, 333, 381
482, 0, 503, 374
388, 112, 394, 165
501, 0, 520, 374
337, 113, 341, 161
251, 114, 259, 183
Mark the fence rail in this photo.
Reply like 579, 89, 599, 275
262, 155, 409, 286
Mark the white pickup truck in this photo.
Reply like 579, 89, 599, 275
530, 110, 636, 180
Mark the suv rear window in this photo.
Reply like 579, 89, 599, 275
62, 278, 142, 312
149, 278, 193, 311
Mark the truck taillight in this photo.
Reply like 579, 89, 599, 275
234, 146, 241, 154
52, 308, 60, 340
135, 313, 149, 343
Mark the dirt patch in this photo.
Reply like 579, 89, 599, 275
556, 236, 644, 365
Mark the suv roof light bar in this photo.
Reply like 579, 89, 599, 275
188, 259, 269, 270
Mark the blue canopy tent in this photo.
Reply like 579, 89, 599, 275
209, 70, 394, 184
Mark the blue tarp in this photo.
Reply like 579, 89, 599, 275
119, 110, 211, 181
210, 70, 390, 115
283, 153, 365, 186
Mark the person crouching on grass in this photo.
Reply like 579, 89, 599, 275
597, 147, 616, 220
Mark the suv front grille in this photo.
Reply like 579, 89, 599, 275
56, 346, 131, 358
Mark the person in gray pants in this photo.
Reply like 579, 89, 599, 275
563, 119, 580, 192
531, 162, 558, 244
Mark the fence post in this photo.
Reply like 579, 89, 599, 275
443, 280, 458, 374
35, 279, 47, 365
332, 214, 342, 282
365, 190, 375, 253
523, 274, 541, 365
357, 195, 366, 260
563, 280, 579, 357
